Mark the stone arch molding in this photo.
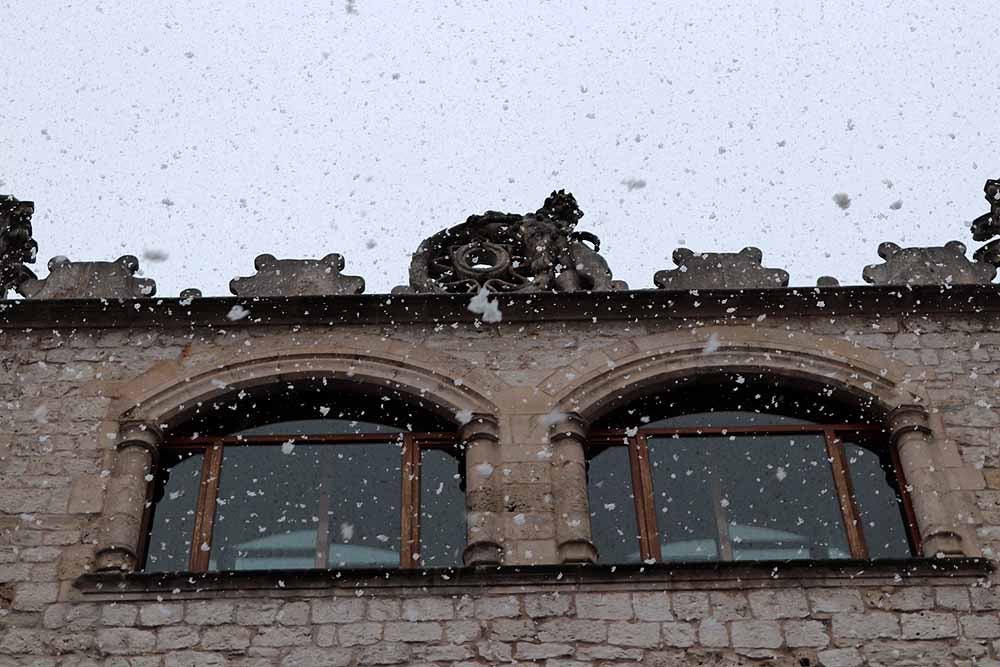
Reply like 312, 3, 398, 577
544, 327, 978, 560
550, 327, 925, 420
96, 338, 508, 571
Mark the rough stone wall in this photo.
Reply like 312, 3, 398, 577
1, 310, 999, 665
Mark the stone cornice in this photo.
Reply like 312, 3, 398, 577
2, 283, 1000, 330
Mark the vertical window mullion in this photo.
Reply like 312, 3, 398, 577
189, 442, 224, 572
399, 434, 421, 569
708, 460, 734, 561
629, 433, 660, 562
824, 429, 868, 559
315, 447, 331, 569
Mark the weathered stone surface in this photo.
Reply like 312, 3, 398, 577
229, 253, 365, 297
19, 255, 157, 299
654, 246, 790, 290
395, 190, 627, 294
575, 592, 633, 619
862, 240, 996, 286
730, 620, 783, 648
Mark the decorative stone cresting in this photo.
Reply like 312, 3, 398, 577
862, 241, 996, 286
461, 415, 504, 566
394, 190, 627, 294
654, 247, 790, 290
971, 178, 1000, 267
0, 194, 38, 298
229, 253, 365, 297
548, 412, 598, 563
95, 421, 163, 572
18, 255, 157, 299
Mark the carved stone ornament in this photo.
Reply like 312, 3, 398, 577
970, 178, 1000, 267
654, 247, 790, 290
0, 195, 38, 298
862, 241, 996, 286
393, 190, 627, 294
229, 253, 365, 297
18, 255, 157, 299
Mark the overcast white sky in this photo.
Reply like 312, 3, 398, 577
2, 1, 998, 296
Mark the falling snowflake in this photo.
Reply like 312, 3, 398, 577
467, 287, 502, 323
227, 305, 250, 321
832, 193, 851, 210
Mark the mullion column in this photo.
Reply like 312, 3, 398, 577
549, 413, 598, 563
888, 405, 966, 557
462, 415, 503, 566
95, 421, 162, 572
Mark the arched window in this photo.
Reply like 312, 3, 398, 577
586, 373, 919, 564
140, 382, 465, 573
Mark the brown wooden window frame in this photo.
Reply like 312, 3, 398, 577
139, 431, 460, 573
587, 422, 921, 563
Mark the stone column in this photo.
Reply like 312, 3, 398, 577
95, 421, 162, 571
888, 405, 966, 557
462, 414, 503, 567
549, 412, 598, 563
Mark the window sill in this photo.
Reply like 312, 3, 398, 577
73, 557, 993, 600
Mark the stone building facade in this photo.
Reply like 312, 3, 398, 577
1, 187, 1000, 666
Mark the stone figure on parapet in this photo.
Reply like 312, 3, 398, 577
394, 189, 628, 294
971, 179, 1000, 267
0, 195, 38, 299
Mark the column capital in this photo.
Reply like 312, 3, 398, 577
116, 420, 164, 454
459, 413, 499, 443
547, 411, 588, 446
887, 404, 932, 445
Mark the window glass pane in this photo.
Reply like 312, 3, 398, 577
418, 448, 465, 567
210, 442, 403, 571
844, 442, 913, 559
324, 442, 403, 568
647, 434, 850, 561
587, 446, 641, 563
144, 450, 203, 573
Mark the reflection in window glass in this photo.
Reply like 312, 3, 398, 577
844, 443, 912, 559
418, 448, 465, 567
144, 451, 202, 573
588, 446, 641, 563
210, 442, 403, 571
647, 435, 850, 561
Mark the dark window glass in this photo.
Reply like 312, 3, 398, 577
418, 448, 465, 567
209, 442, 403, 571
647, 434, 850, 560
144, 450, 202, 573
844, 442, 913, 559
588, 446, 641, 563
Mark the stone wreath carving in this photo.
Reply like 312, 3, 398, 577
0, 195, 38, 298
394, 190, 627, 294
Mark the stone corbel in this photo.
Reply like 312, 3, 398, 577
95, 421, 163, 572
887, 405, 967, 557
548, 412, 598, 564
461, 414, 503, 567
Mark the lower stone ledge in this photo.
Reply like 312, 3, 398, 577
73, 557, 993, 601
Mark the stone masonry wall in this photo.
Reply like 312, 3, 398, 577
1, 309, 999, 665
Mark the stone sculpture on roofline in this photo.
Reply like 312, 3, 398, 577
393, 189, 628, 294
0, 195, 38, 299
1, 181, 999, 298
